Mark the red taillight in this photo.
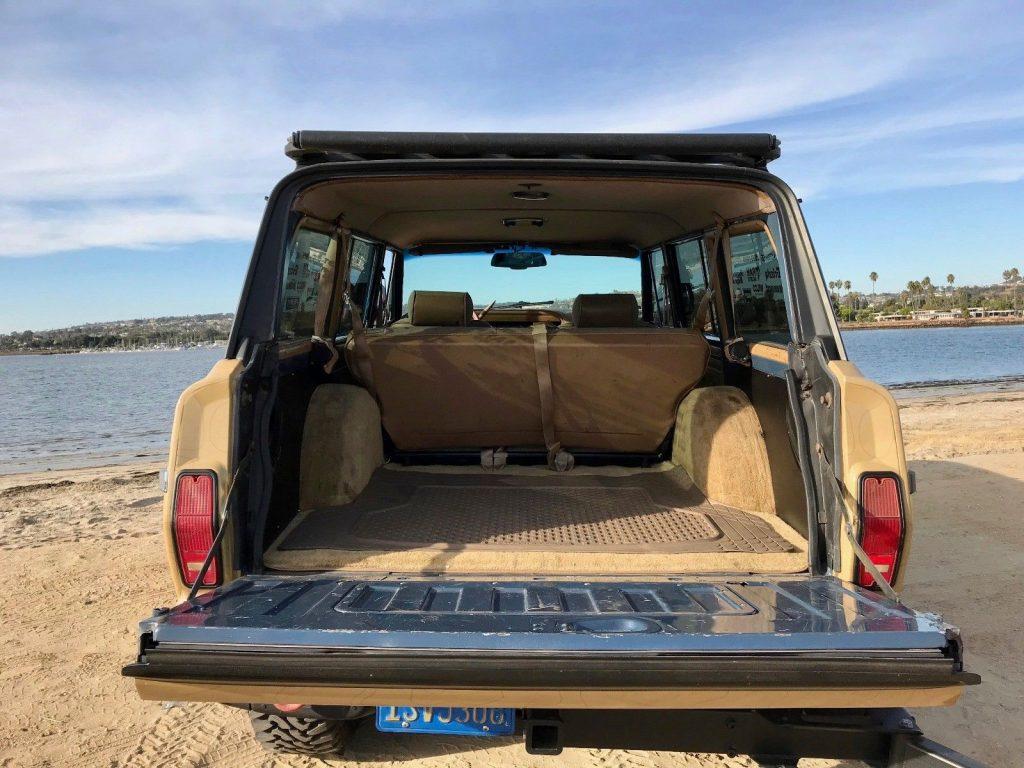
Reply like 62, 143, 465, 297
173, 472, 219, 586
856, 474, 904, 589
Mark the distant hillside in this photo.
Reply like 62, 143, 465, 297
0, 313, 234, 353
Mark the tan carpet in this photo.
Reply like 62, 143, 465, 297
265, 465, 808, 575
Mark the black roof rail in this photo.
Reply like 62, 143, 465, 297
285, 131, 781, 169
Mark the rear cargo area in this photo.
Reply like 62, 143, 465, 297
265, 462, 807, 575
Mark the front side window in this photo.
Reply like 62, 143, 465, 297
280, 227, 334, 339
729, 217, 790, 344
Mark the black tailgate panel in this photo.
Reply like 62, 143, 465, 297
124, 575, 976, 690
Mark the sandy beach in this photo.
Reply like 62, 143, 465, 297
0, 391, 1021, 767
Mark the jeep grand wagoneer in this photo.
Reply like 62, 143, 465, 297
123, 132, 982, 766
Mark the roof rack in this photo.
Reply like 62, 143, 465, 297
285, 131, 781, 169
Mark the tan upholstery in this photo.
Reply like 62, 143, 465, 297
299, 384, 383, 510
672, 386, 777, 515
571, 293, 639, 327
409, 290, 474, 326
347, 327, 544, 448
547, 327, 709, 451
344, 323, 710, 453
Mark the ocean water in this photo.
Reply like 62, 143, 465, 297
842, 324, 1024, 389
1, 325, 1023, 474
0, 346, 225, 475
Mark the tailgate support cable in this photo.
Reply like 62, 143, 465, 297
186, 451, 253, 604
817, 447, 901, 603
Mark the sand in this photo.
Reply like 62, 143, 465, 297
0, 392, 1021, 767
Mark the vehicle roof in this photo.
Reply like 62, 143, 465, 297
285, 131, 781, 169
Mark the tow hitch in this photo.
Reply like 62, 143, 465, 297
521, 709, 986, 767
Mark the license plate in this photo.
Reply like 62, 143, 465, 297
376, 706, 515, 736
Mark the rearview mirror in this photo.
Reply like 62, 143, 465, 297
490, 251, 547, 270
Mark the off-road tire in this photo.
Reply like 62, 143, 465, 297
249, 711, 353, 756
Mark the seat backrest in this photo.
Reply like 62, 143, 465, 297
547, 326, 709, 453
345, 291, 709, 454
347, 326, 544, 450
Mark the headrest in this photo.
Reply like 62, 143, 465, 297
409, 290, 475, 326
571, 293, 639, 328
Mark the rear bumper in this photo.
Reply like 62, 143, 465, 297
124, 646, 976, 709
133, 677, 967, 710
125, 645, 974, 689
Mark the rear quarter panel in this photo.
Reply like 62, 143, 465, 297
162, 358, 242, 602
828, 360, 913, 589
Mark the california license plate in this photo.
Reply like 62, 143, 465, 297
376, 706, 515, 736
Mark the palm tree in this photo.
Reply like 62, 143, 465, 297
1004, 268, 1022, 310
843, 280, 851, 294
911, 280, 926, 308
869, 271, 878, 296
946, 273, 955, 291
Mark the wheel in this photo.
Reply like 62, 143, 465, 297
249, 711, 354, 756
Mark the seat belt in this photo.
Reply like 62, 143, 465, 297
344, 291, 378, 401
693, 215, 728, 331
692, 289, 715, 332
311, 235, 341, 373
531, 323, 574, 472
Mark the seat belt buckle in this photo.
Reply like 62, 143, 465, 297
481, 448, 507, 470
549, 447, 574, 473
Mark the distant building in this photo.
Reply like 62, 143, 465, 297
909, 309, 959, 321
967, 307, 1021, 318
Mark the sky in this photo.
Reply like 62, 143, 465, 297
1, 0, 1023, 332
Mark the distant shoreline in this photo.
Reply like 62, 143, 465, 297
841, 316, 1023, 331
0, 342, 227, 357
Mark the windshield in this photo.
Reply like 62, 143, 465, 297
402, 251, 641, 315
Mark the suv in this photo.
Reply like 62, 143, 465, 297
124, 132, 983, 766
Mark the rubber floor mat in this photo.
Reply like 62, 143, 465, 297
275, 466, 797, 555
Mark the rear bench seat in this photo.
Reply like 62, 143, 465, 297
344, 291, 709, 454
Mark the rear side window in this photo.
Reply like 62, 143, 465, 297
280, 227, 334, 339
671, 238, 716, 337
729, 217, 790, 344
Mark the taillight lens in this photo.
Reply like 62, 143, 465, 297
856, 474, 904, 589
173, 472, 219, 586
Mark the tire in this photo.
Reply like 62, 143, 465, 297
249, 711, 354, 756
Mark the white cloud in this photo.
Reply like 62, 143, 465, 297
0, 203, 259, 256
1, 0, 1022, 256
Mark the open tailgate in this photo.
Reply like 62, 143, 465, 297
124, 574, 975, 709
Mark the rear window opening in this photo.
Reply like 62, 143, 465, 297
256, 173, 809, 580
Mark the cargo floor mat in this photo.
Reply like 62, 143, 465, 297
264, 465, 808, 575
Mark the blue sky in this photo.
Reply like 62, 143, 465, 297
2, 1, 1023, 332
